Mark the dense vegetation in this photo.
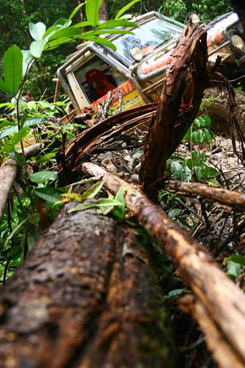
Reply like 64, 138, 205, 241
0, 0, 232, 100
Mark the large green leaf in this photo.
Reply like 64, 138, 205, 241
29, 22, 46, 41
30, 39, 46, 58
115, 0, 140, 19
85, 0, 103, 27
0, 45, 23, 95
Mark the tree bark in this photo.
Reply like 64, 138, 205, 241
0, 143, 43, 223
140, 25, 209, 194
82, 162, 245, 368
0, 206, 175, 368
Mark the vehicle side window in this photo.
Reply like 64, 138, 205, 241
74, 56, 125, 103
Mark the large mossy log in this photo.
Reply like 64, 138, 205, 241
0, 205, 175, 368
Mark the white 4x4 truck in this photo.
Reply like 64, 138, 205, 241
57, 11, 245, 118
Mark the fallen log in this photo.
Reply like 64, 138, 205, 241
0, 143, 43, 223
0, 206, 175, 368
165, 180, 245, 211
82, 162, 245, 368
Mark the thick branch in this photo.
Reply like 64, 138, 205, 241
82, 162, 245, 368
140, 25, 209, 192
165, 180, 245, 210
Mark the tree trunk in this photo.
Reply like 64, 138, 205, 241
0, 205, 175, 368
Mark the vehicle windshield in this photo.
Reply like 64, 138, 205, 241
112, 18, 182, 63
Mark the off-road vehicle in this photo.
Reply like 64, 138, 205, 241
57, 11, 245, 118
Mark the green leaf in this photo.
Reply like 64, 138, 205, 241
112, 185, 127, 220
76, 34, 117, 51
80, 180, 105, 201
192, 131, 198, 144
203, 114, 211, 126
85, 0, 103, 27
30, 170, 57, 184
47, 27, 81, 41
97, 19, 139, 29
35, 187, 61, 203
69, 203, 97, 212
203, 128, 212, 144
206, 179, 220, 186
168, 208, 184, 219
37, 152, 56, 164
225, 254, 245, 267
21, 50, 33, 76
92, 29, 134, 36
29, 22, 46, 41
0, 117, 45, 139
1, 45, 23, 95
181, 166, 192, 182
194, 117, 201, 128
61, 192, 84, 202
1, 127, 30, 155
197, 129, 204, 144
28, 213, 41, 225
227, 260, 241, 280
44, 37, 76, 50
165, 289, 189, 299
115, 0, 140, 19
170, 160, 183, 180
194, 166, 202, 181
30, 39, 46, 58
68, 3, 85, 20
205, 165, 218, 178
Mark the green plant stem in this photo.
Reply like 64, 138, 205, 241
15, 59, 35, 212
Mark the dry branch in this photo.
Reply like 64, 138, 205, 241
140, 25, 209, 193
0, 143, 43, 222
179, 295, 245, 368
0, 158, 18, 221
165, 180, 245, 210
56, 103, 157, 183
82, 162, 245, 368
0, 207, 175, 368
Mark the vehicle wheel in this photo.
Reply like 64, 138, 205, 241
203, 88, 245, 137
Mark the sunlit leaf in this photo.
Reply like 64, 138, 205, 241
68, 2, 85, 20
29, 22, 46, 41
85, 0, 103, 27
30, 39, 46, 58
115, 0, 140, 19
